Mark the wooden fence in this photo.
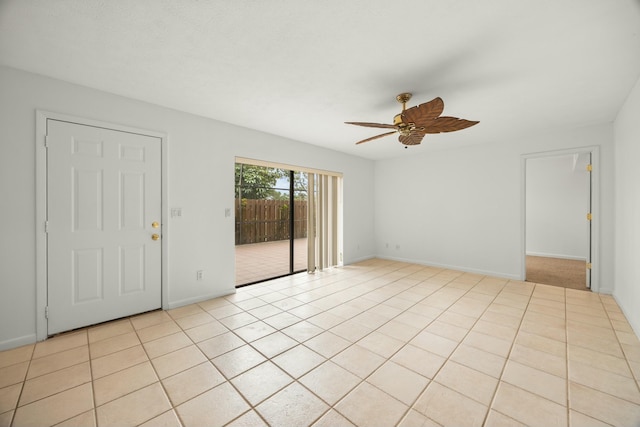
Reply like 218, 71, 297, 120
235, 199, 308, 244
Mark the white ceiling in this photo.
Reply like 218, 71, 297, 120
1, 0, 639, 160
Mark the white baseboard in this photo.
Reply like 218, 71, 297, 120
345, 255, 376, 264
526, 252, 586, 261
376, 255, 521, 281
598, 286, 614, 295
0, 333, 37, 352
612, 293, 640, 338
167, 289, 236, 310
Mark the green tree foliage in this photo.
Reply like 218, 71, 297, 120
235, 164, 287, 199
235, 164, 309, 200
293, 171, 308, 201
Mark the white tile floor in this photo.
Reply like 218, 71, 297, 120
2, 258, 640, 426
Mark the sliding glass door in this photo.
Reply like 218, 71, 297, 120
235, 163, 308, 286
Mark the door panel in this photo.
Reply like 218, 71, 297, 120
47, 120, 161, 335
73, 248, 103, 302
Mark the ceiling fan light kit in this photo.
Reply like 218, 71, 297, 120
346, 93, 479, 147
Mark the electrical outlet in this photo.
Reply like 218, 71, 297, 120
196, 270, 204, 281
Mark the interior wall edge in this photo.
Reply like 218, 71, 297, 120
612, 71, 640, 335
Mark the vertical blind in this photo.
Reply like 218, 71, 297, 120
307, 173, 342, 272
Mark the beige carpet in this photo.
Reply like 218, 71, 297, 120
526, 255, 589, 291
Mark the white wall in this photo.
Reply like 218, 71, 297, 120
526, 154, 590, 260
0, 66, 375, 350
613, 74, 640, 335
374, 124, 615, 289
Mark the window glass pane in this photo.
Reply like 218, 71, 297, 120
235, 164, 300, 286
294, 171, 307, 192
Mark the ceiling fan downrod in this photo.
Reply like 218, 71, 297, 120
395, 93, 416, 135
396, 92, 412, 111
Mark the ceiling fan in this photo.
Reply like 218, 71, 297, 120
346, 93, 479, 146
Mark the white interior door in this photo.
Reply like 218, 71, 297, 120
46, 119, 162, 335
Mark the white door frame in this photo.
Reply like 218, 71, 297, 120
521, 146, 600, 292
35, 110, 169, 341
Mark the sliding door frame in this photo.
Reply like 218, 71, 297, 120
235, 158, 343, 287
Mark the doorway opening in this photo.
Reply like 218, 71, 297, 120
523, 148, 598, 292
234, 163, 308, 286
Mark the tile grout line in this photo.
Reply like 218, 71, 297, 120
168, 300, 275, 427
310, 272, 524, 425
601, 293, 640, 393
378, 274, 489, 426
293, 266, 452, 425
86, 329, 99, 427
129, 317, 184, 427
564, 286, 571, 427
220, 264, 450, 425
7, 340, 36, 427
479, 280, 537, 427
19, 330, 95, 426
265, 270, 440, 422
326, 273, 500, 426
565, 292, 640, 423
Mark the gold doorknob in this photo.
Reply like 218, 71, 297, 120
151, 234, 160, 241
151, 221, 160, 229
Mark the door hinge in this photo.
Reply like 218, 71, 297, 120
586, 262, 592, 270
45, 306, 49, 319
44, 135, 50, 147
586, 213, 592, 221
45, 221, 49, 233
586, 164, 592, 172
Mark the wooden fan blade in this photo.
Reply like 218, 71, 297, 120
423, 117, 479, 134
355, 130, 397, 145
345, 121, 398, 129
398, 132, 426, 146
401, 97, 444, 126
